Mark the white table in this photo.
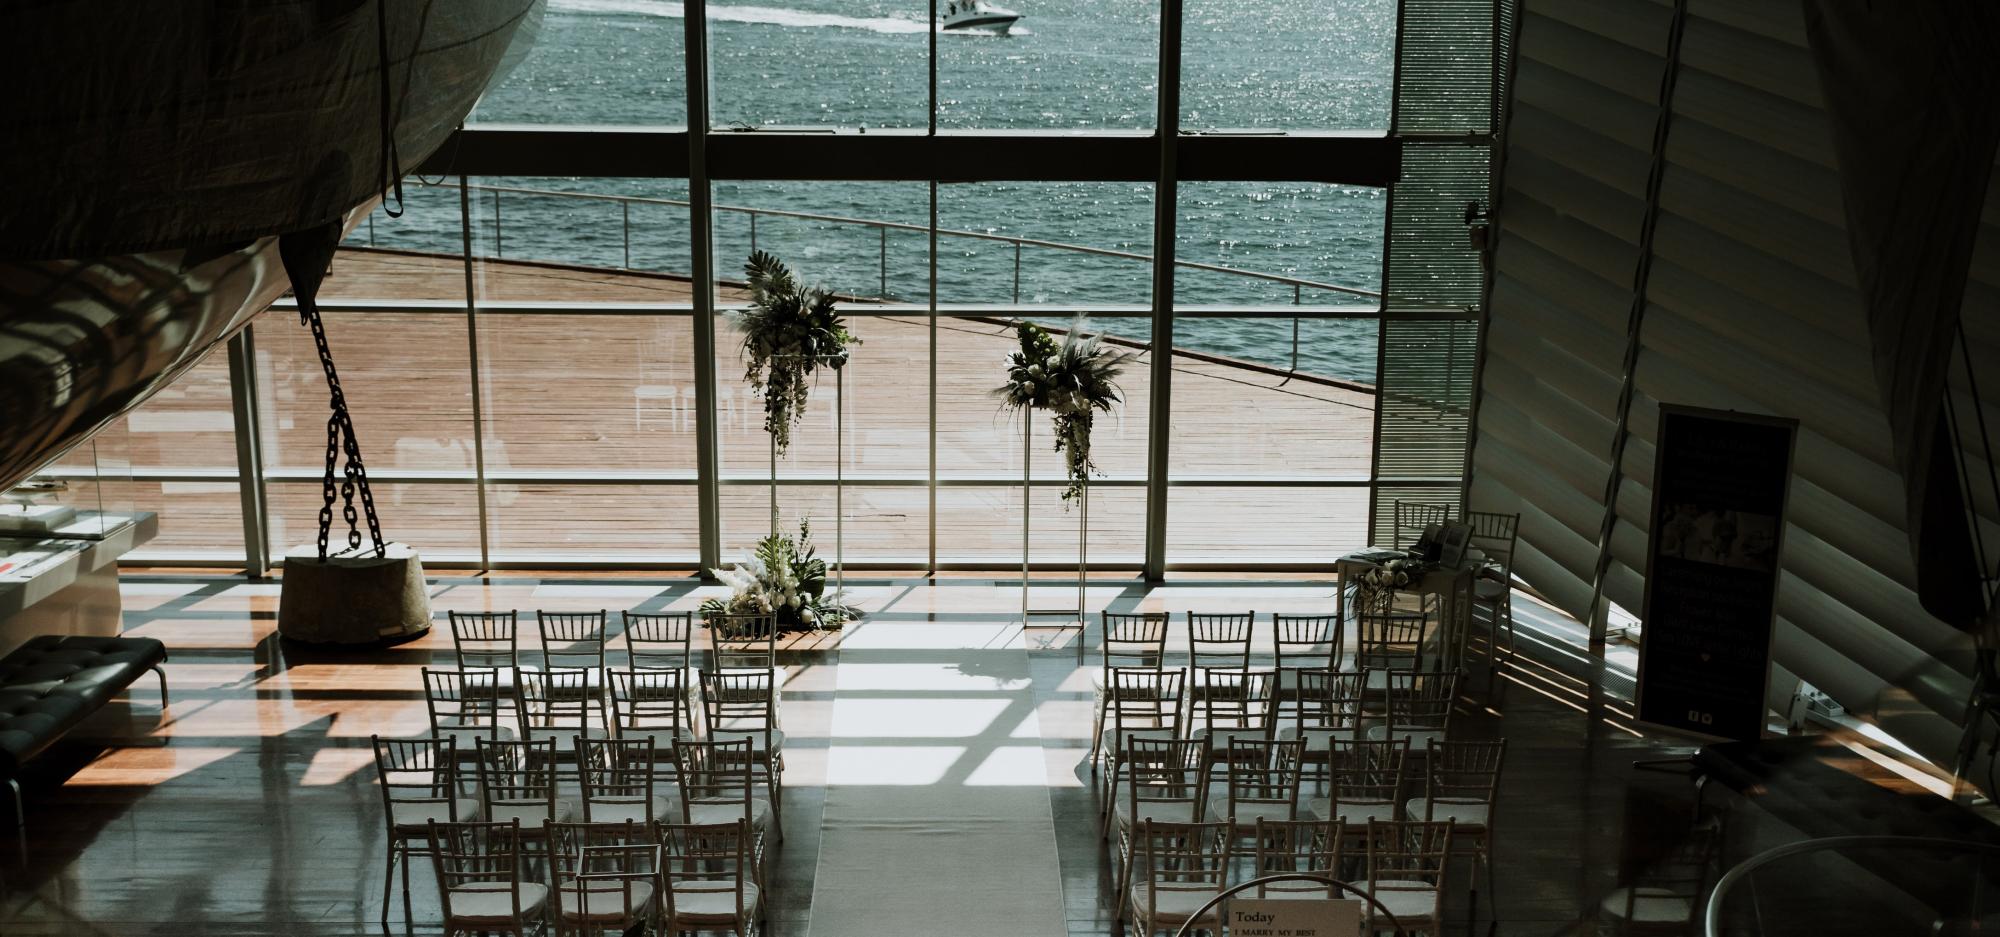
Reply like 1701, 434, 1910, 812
1333, 548, 1478, 673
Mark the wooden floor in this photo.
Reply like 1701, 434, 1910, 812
63, 247, 1377, 566
0, 568, 1856, 936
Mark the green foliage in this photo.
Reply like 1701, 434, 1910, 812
995, 318, 1134, 504
699, 517, 858, 632
737, 250, 860, 455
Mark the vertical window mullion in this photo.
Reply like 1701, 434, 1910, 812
687, 0, 722, 572
1143, 0, 1184, 581
459, 177, 493, 568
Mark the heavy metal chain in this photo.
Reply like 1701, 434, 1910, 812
299, 300, 386, 561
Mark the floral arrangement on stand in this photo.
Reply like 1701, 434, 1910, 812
736, 250, 860, 455
1352, 555, 1435, 612
994, 318, 1135, 504
701, 520, 858, 633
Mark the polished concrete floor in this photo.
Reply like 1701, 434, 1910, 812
0, 571, 1784, 935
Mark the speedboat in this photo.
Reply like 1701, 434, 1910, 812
940, 0, 1021, 31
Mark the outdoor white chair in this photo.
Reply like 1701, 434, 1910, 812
634, 383, 678, 432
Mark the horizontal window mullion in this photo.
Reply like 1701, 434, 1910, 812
248, 472, 1377, 488
284, 299, 1404, 320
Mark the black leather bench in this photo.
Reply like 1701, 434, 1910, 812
0, 635, 169, 827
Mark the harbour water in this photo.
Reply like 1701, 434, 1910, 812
368, 0, 1396, 381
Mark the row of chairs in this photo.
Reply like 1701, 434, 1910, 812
420, 664, 785, 826
1110, 735, 1504, 912
421, 666, 776, 749
1091, 655, 1500, 936
404, 609, 792, 934
1096, 608, 1456, 768
1094, 667, 1460, 801
1122, 817, 1458, 937
445, 608, 782, 676
376, 735, 777, 935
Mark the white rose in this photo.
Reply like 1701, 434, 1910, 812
800, 608, 816, 624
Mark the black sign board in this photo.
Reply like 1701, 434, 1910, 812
1635, 405, 1797, 742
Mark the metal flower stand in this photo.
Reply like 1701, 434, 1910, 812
765, 356, 846, 596
1021, 410, 1088, 665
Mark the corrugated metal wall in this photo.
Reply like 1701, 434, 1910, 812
1473, 0, 1989, 764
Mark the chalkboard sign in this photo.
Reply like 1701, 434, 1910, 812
1635, 405, 1797, 742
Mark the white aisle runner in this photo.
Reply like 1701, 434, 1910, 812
805, 616, 1068, 937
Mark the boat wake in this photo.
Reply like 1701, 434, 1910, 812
552, 0, 932, 34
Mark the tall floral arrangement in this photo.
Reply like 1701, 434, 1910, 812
736, 250, 859, 455
995, 319, 1134, 504
701, 519, 857, 632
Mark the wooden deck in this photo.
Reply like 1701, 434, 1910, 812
60, 248, 1377, 565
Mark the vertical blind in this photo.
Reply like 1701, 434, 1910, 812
1474, 0, 1993, 765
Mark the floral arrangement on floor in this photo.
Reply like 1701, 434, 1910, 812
700, 519, 858, 633
1352, 555, 1435, 610
994, 318, 1135, 504
736, 250, 860, 455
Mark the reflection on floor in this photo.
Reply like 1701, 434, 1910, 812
0, 570, 1735, 936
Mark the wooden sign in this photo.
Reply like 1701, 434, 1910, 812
1635, 405, 1797, 742
1226, 898, 1363, 937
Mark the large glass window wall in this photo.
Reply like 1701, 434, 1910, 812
97, 0, 1489, 573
